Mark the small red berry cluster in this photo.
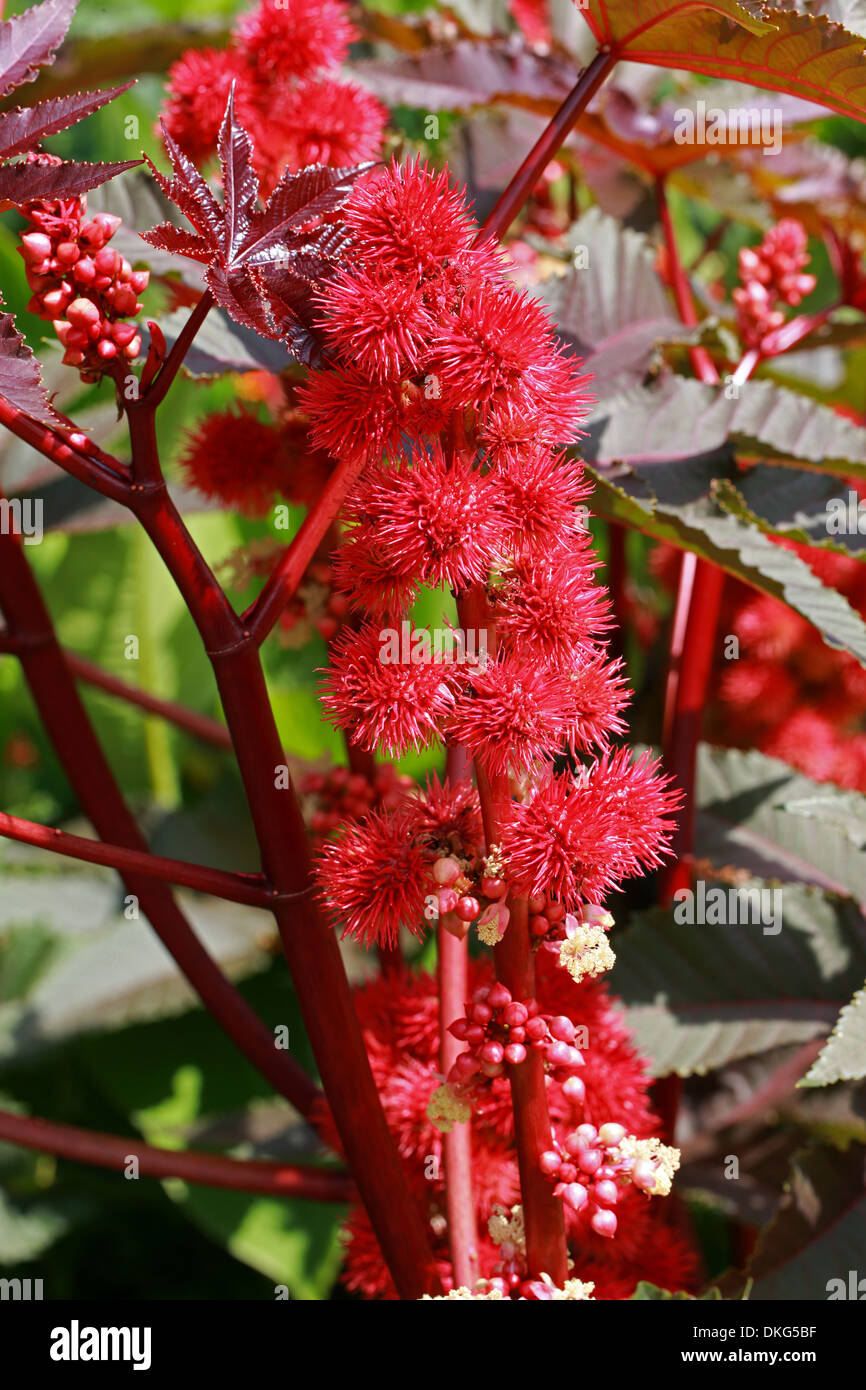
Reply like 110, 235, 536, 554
527, 890, 568, 944
447, 982, 585, 1093
733, 218, 815, 351
302, 763, 411, 840
18, 186, 148, 382
429, 853, 508, 941
540, 1121, 659, 1239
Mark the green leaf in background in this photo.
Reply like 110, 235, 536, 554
629, 1280, 724, 1300
801, 986, 866, 1088
719, 1144, 866, 1300
586, 461, 866, 666
611, 882, 866, 1077
695, 744, 866, 901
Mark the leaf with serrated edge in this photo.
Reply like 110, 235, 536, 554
0, 312, 62, 426
0, 0, 76, 101
582, 1, 866, 124
0, 157, 140, 204
801, 985, 866, 1086
0, 83, 133, 160
695, 744, 866, 902
612, 882, 866, 1077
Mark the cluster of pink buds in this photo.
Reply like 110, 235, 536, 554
733, 219, 816, 351
540, 1122, 681, 1239
18, 184, 148, 382
427, 853, 509, 944
447, 982, 586, 1097
302, 763, 411, 840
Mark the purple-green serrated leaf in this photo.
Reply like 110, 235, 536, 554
0, 0, 76, 101
216, 85, 258, 263
242, 162, 372, 265
150, 132, 224, 245
0, 157, 140, 204
0, 83, 133, 159
139, 221, 211, 262
205, 263, 272, 338
0, 312, 62, 425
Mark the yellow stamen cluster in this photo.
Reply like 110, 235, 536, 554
483, 844, 506, 878
476, 904, 508, 945
421, 1286, 507, 1300
558, 917, 616, 983
616, 1135, 681, 1196
426, 1082, 471, 1133
488, 1203, 525, 1252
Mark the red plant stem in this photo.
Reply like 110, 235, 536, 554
40, 646, 231, 749
654, 177, 729, 1140
437, 920, 479, 1289
656, 175, 726, 904
437, 743, 478, 1288
244, 451, 366, 645
125, 415, 442, 1299
0, 1109, 354, 1202
145, 289, 214, 408
457, 584, 569, 1284
478, 50, 617, 242
0, 524, 320, 1122
0, 398, 131, 502
0, 809, 278, 910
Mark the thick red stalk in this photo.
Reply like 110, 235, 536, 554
0, 398, 131, 502
437, 745, 478, 1287
0, 1108, 354, 1201
146, 290, 214, 407
437, 922, 478, 1288
0, 809, 276, 910
244, 451, 367, 645
457, 584, 569, 1284
0, 525, 320, 1121
479, 50, 617, 242
125, 411, 442, 1299
656, 176, 725, 901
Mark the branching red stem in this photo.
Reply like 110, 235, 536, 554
0, 1108, 354, 1201
0, 523, 321, 1122
457, 584, 568, 1284
0, 809, 278, 910
125, 410, 442, 1299
479, 51, 617, 243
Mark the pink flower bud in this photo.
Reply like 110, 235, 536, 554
66, 298, 101, 330
590, 1208, 617, 1239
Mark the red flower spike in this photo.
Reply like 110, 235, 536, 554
319, 621, 458, 756
314, 807, 429, 949
234, 0, 358, 79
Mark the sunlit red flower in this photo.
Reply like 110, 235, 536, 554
180, 406, 291, 516
319, 621, 457, 755
314, 808, 429, 947
502, 750, 680, 903
160, 47, 247, 162
234, 0, 358, 78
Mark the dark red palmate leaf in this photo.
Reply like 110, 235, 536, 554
0, 312, 62, 426
0, 3, 140, 213
0, 83, 133, 159
142, 86, 372, 360
0, 155, 140, 204
0, 0, 76, 100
